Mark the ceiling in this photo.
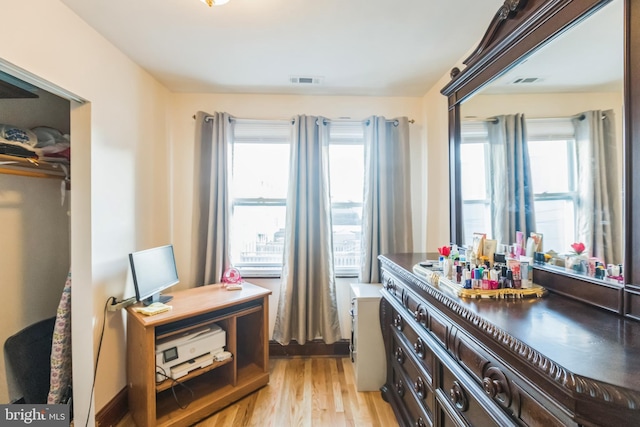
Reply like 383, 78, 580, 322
484, 0, 623, 95
58, 0, 504, 97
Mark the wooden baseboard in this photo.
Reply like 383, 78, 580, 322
95, 386, 128, 427
269, 339, 350, 357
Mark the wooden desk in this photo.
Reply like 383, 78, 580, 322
126, 283, 271, 427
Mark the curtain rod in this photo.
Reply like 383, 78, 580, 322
463, 113, 603, 123
192, 115, 414, 125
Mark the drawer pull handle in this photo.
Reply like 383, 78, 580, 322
395, 347, 405, 364
386, 278, 395, 291
449, 381, 469, 412
394, 314, 404, 331
413, 306, 426, 323
413, 337, 425, 359
414, 376, 426, 399
482, 367, 511, 406
415, 417, 426, 427
396, 380, 405, 398
482, 377, 503, 398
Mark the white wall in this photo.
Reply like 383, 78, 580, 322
1, 0, 172, 423
464, 91, 624, 171
422, 74, 456, 251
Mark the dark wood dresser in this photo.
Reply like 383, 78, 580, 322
379, 253, 640, 427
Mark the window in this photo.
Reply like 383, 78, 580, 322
460, 122, 492, 246
230, 119, 365, 278
526, 119, 577, 252
460, 119, 577, 252
328, 122, 365, 277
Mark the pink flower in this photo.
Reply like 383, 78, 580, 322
571, 242, 585, 255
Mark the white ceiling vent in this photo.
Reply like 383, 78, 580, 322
289, 75, 324, 85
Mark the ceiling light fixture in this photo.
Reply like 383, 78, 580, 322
200, 0, 230, 6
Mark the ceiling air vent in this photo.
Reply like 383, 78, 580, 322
289, 75, 324, 85
510, 77, 542, 84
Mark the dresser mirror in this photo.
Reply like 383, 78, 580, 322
441, 0, 637, 314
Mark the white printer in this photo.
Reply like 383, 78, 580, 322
155, 323, 226, 381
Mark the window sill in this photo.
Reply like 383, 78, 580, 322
238, 267, 358, 280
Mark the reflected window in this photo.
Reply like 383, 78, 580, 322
461, 119, 577, 252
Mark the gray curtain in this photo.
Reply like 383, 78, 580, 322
573, 109, 622, 265
488, 114, 536, 246
272, 115, 341, 345
360, 116, 413, 283
192, 111, 232, 286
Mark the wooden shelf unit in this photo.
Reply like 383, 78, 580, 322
126, 283, 271, 427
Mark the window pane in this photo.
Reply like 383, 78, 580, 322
528, 140, 571, 193
232, 143, 290, 199
332, 205, 362, 274
329, 128, 364, 276
462, 202, 491, 247
231, 204, 287, 269
460, 143, 487, 200
534, 199, 575, 253
329, 144, 364, 204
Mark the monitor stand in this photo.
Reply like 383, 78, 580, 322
143, 294, 174, 306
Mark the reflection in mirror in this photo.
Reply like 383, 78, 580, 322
458, 0, 623, 279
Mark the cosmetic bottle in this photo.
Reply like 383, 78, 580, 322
473, 268, 483, 289
481, 269, 490, 290
505, 270, 514, 289
489, 267, 499, 290
464, 268, 472, 289
520, 260, 530, 288
456, 265, 463, 284
499, 266, 508, 289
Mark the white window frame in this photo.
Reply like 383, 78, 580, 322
230, 120, 292, 278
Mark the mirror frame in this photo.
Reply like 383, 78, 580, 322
441, 0, 640, 318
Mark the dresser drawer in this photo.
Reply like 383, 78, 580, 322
391, 311, 435, 384
392, 329, 435, 417
390, 361, 434, 427
448, 327, 574, 426
383, 271, 404, 304
439, 362, 511, 427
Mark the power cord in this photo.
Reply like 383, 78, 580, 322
155, 366, 195, 410
85, 297, 114, 427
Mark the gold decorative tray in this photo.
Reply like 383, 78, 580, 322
412, 263, 547, 299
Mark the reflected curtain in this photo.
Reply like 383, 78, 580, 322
192, 111, 233, 286
272, 115, 341, 345
360, 116, 413, 283
573, 109, 622, 264
488, 114, 536, 245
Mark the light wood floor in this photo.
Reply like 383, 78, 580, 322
116, 357, 398, 427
